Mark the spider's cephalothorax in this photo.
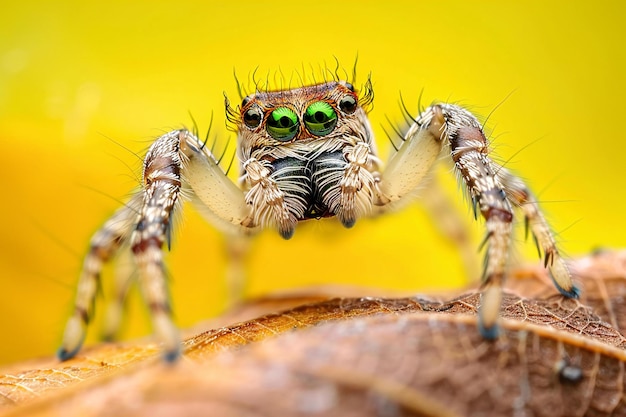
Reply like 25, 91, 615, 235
231, 81, 381, 238
58, 76, 579, 362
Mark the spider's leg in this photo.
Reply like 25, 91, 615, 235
376, 104, 577, 338
439, 104, 516, 338
128, 130, 255, 362
126, 131, 187, 362
419, 178, 481, 282
58, 193, 142, 361
100, 255, 135, 342
498, 168, 579, 298
223, 235, 251, 307
376, 106, 445, 204
180, 130, 251, 234
180, 131, 255, 303
60, 129, 253, 362
378, 106, 512, 337
437, 104, 578, 337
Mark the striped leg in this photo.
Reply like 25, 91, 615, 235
100, 259, 135, 342
441, 103, 579, 336
498, 168, 579, 298
443, 104, 515, 338
377, 103, 578, 339
58, 194, 141, 361
59, 132, 184, 362
59, 130, 253, 362
127, 131, 185, 361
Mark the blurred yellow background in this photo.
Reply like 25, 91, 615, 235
1, 1, 624, 364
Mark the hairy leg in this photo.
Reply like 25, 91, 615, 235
376, 103, 578, 337
60, 130, 253, 361
58, 194, 142, 360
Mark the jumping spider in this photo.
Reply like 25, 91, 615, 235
59, 75, 579, 362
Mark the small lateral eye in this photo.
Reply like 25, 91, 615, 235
267, 107, 299, 142
243, 105, 263, 128
304, 101, 337, 136
339, 95, 358, 114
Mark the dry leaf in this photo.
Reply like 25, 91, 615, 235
2, 250, 626, 417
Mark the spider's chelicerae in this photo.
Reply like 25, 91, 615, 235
58, 74, 580, 362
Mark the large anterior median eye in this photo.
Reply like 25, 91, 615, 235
304, 101, 337, 136
267, 107, 299, 141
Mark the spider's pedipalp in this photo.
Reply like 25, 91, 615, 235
242, 157, 307, 239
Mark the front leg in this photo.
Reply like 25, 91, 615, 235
58, 194, 143, 361
445, 105, 518, 337
128, 131, 185, 361
59, 130, 253, 361
378, 104, 579, 338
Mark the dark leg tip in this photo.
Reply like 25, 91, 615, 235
478, 320, 500, 340
549, 273, 581, 299
101, 334, 116, 343
279, 227, 294, 240
163, 347, 182, 363
557, 284, 581, 299
341, 218, 356, 229
57, 345, 81, 362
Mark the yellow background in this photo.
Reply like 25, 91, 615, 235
1, 1, 624, 364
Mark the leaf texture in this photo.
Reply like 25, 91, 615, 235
1, 250, 626, 417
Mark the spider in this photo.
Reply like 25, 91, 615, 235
58, 74, 580, 362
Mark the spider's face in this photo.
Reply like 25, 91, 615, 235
234, 81, 372, 160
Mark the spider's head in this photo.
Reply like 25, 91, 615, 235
226, 80, 374, 159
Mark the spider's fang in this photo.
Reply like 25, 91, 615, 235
552, 281, 581, 299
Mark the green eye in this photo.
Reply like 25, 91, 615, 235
304, 101, 337, 136
267, 107, 298, 141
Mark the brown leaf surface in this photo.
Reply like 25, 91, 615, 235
2, 250, 626, 417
